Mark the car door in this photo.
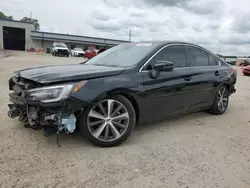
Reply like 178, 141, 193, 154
140, 44, 195, 122
186, 45, 219, 110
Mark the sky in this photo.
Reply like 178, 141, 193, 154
1, 0, 250, 55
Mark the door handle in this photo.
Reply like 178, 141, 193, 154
215, 71, 220, 76
183, 76, 192, 81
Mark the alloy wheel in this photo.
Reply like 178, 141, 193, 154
87, 99, 129, 142
217, 87, 228, 112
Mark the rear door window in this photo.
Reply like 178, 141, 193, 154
188, 46, 209, 67
207, 54, 218, 66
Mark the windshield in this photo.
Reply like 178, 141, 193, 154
85, 42, 158, 67
74, 48, 83, 51
55, 44, 66, 48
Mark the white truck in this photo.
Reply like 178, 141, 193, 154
52, 42, 70, 57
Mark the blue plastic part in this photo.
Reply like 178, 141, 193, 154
61, 114, 76, 133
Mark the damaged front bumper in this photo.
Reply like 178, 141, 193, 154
8, 92, 85, 137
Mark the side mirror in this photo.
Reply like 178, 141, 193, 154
154, 61, 174, 72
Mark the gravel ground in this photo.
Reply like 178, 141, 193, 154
0, 51, 250, 188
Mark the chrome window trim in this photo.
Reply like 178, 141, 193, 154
139, 43, 221, 72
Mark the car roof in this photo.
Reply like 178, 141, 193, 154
134, 40, 203, 47
132, 41, 214, 55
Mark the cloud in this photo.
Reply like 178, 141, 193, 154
142, 0, 223, 15
91, 10, 111, 21
143, 0, 191, 7
1, 0, 250, 55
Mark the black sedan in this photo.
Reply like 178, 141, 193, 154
8, 41, 237, 147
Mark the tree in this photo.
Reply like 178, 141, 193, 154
216, 54, 224, 58
20, 16, 40, 30
0, 12, 13, 20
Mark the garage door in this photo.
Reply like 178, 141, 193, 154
3, 26, 25, 51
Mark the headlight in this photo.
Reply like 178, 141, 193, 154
26, 81, 87, 103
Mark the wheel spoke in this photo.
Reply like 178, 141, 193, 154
88, 120, 103, 127
107, 100, 114, 117
92, 122, 107, 138
221, 88, 225, 98
218, 101, 224, 111
111, 104, 123, 117
220, 102, 225, 111
104, 125, 109, 140
109, 122, 121, 138
111, 112, 129, 120
222, 97, 228, 102
218, 101, 222, 109
218, 90, 222, 98
112, 121, 127, 129
98, 102, 107, 116
89, 109, 106, 120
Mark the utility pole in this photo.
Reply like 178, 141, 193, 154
129, 30, 131, 42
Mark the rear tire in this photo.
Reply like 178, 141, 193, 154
79, 95, 136, 147
208, 85, 229, 115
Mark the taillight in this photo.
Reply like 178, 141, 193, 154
232, 68, 237, 76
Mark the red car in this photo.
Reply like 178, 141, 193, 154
85, 50, 96, 59
242, 65, 250, 76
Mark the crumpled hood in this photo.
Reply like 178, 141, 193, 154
15, 64, 125, 84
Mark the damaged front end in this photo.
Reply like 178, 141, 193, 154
8, 75, 87, 144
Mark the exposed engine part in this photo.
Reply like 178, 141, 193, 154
60, 114, 76, 133
44, 114, 57, 121
7, 104, 20, 119
42, 114, 76, 147
43, 113, 76, 133
8, 76, 81, 148
18, 112, 28, 123
27, 106, 38, 127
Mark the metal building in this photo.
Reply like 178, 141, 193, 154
0, 19, 129, 51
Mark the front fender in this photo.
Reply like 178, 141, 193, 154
71, 73, 143, 104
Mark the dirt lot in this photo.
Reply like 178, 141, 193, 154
0, 51, 250, 188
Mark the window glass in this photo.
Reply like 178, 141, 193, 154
86, 42, 159, 67
188, 46, 209, 66
154, 45, 187, 68
208, 54, 218, 66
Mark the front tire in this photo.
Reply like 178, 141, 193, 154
208, 85, 229, 115
79, 95, 136, 147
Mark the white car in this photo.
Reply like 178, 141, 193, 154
71, 48, 85, 57
52, 42, 70, 57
